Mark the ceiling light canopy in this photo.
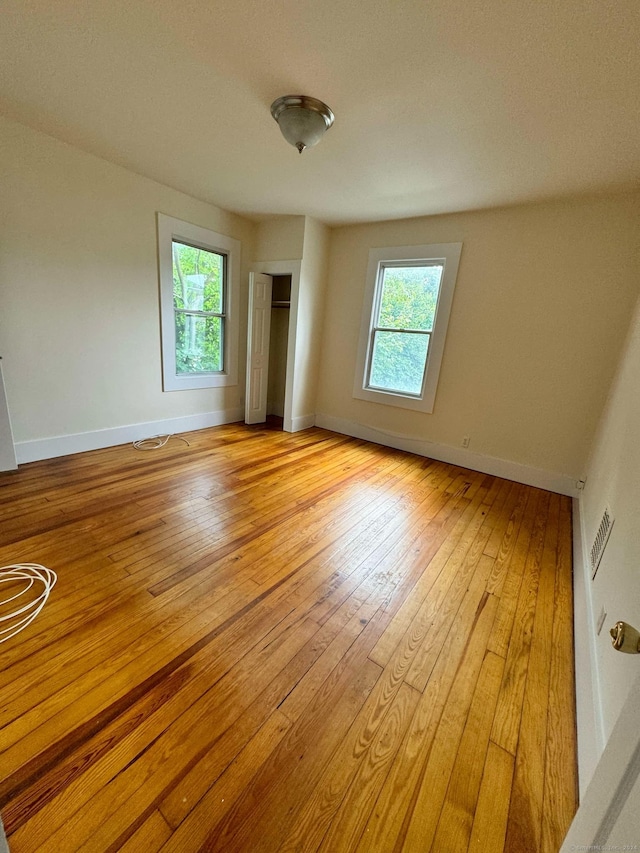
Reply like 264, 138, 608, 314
270, 95, 334, 154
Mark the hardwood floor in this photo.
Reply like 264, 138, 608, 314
0, 423, 578, 852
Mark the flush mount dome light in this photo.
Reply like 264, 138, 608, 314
270, 95, 335, 154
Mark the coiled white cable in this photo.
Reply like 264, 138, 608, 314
0, 564, 57, 644
132, 434, 191, 451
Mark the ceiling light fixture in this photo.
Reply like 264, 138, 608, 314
270, 95, 335, 154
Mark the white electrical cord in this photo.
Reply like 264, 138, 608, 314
0, 564, 57, 644
132, 434, 191, 451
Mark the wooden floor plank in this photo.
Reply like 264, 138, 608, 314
355, 590, 499, 851
8, 617, 323, 852
430, 651, 505, 852
157, 615, 353, 828
194, 659, 384, 853
404, 533, 494, 692
316, 683, 420, 852
491, 491, 550, 754
157, 710, 292, 852
0, 423, 577, 853
504, 493, 560, 852
118, 810, 172, 853
486, 487, 540, 658
468, 742, 515, 853
541, 496, 579, 853
482, 480, 519, 559
367, 493, 486, 668
399, 594, 500, 852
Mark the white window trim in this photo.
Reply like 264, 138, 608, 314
353, 242, 462, 413
157, 213, 241, 391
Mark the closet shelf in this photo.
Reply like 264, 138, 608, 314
272, 300, 291, 308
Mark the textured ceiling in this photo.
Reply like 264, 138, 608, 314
1, 0, 638, 224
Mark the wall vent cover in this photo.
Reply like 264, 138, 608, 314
590, 504, 614, 580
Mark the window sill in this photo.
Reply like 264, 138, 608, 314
353, 384, 435, 413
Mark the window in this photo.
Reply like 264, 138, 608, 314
157, 214, 241, 391
353, 243, 462, 413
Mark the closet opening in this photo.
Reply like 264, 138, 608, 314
266, 275, 291, 430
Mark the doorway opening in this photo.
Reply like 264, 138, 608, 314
266, 275, 291, 431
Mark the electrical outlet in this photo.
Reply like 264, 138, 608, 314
462, 435, 470, 449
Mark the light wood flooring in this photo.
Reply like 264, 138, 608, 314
0, 422, 578, 852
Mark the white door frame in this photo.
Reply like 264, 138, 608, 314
561, 668, 640, 849
248, 260, 301, 434
0, 358, 17, 471
572, 497, 606, 795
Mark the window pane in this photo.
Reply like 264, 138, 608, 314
377, 265, 443, 331
369, 331, 429, 395
172, 241, 224, 313
175, 314, 223, 374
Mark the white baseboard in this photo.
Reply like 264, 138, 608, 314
314, 413, 578, 497
289, 414, 315, 432
15, 407, 244, 464
572, 494, 605, 798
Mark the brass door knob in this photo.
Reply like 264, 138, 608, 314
609, 621, 640, 654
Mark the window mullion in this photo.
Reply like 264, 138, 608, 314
174, 309, 225, 319
372, 327, 430, 335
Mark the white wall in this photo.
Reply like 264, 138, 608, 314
577, 290, 640, 775
316, 195, 640, 491
0, 116, 256, 459
255, 216, 305, 262
291, 217, 331, 426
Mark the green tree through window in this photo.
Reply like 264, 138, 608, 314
172, 241, 225, 374
368, 264, 443, 395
